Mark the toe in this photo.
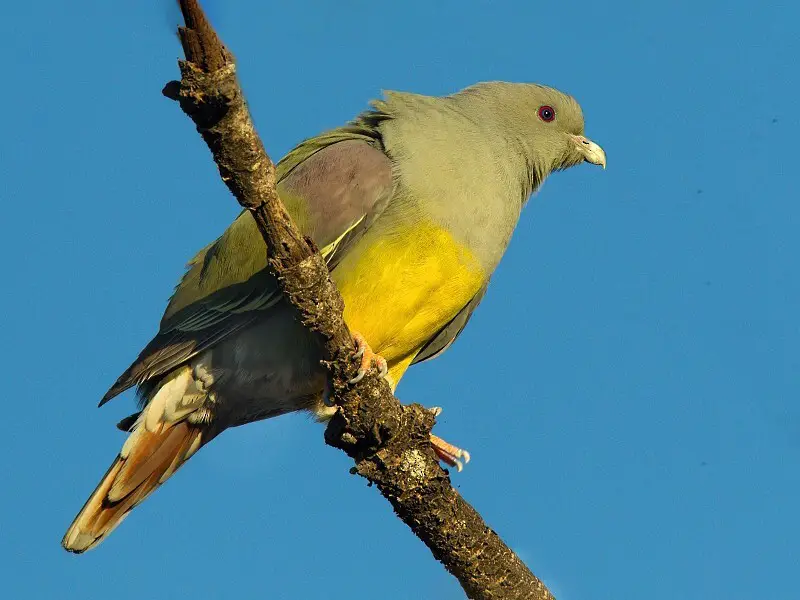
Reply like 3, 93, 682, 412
377, 357, 389, 378
348, 331, 390, 384
430, 433, 470, 472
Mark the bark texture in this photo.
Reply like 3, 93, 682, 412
162, 2, 556, 598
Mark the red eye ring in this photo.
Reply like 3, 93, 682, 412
538, 105, 556, 122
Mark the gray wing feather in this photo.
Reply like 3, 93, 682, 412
102, 137, 393, 404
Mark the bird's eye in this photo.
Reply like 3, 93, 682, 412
538, 105, 556, 122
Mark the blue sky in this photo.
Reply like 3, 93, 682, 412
1, 0, 797, 598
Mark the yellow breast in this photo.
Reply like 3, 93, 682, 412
331, 219, 486, 385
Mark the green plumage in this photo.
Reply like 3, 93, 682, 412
65, 81, 606, 555
103, 81, 605, 406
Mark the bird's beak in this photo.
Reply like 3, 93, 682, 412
570, 135, 606, 169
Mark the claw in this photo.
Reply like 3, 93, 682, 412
377, 361, 389, 378
430, 434, 471, 472
349, 332, 389, 384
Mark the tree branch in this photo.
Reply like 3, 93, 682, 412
162, 2, 555, 598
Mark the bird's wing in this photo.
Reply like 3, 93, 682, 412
101, 112, 394, 405
411, 281, 490, 365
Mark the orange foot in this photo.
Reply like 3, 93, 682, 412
349, 332, 389, 384
430, 433, 471, 472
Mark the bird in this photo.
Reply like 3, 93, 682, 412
62, 81, 606, 553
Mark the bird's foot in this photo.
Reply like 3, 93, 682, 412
349, 332, 389, 384
430, 433, 471, 472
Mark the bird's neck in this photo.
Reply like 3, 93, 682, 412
442, 94, 547, 200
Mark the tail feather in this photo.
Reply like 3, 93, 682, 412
62, 421, 203, 553
109, 422, 191, 502
63, 367, 207, 554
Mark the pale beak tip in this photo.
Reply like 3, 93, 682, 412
588, 143, 607, 170
572, 134, 606, 170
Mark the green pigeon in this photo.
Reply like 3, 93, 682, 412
62, 81, 606, 553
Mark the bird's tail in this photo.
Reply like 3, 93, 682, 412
62, 367, 207, 553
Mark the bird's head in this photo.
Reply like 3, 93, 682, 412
455, 82, 606, 188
